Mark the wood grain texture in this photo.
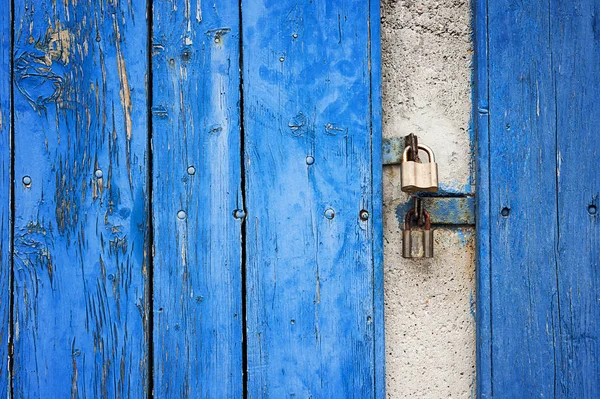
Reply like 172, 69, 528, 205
488, 0, 559, 396
151, 0, 243, 397
369, 0, 385, 397
552, 2, 600, 396
478, 0, 600, 396
474, 0, 492, 396
12, 1, 149, 397
242, 0, 380, 396
0, 1, 11, 396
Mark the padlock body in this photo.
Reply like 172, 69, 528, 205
401, 161, 439, 193
402, 229, 434, 258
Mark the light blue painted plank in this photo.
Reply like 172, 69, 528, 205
151, 1, 243, 397
12, 1, 149, 397
552, 2, 600, 396
242, 0, 381, 396
0, 1, 11, 396
485, 0, 559, 396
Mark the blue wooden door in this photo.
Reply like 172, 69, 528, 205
0, 0, 384, 397
476, 0, 600, 397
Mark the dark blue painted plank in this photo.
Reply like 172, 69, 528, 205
0, 1, 11, 396
151, 1, 243, 397
473, 0, 492, 396
12, 1, 149, 397
242, 0, 381, 396
369, 0, 385, 397
488, 0, 560, 394
552, 2, 600, 396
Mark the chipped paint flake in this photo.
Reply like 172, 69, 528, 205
112, 16, 133, 141
43, 22, 73, 65
196, 0, 202, 22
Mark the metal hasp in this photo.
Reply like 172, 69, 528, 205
383, 136, 475, 225
402, 208, 434, 258
401, 144, 439, 193
395, 196, 475, 226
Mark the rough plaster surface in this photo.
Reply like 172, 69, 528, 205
380, 0, 476, 397
381, 0, 473, 192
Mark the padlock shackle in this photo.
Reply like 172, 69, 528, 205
423, 209, 431, 230
404, 208, 431, 230
402, 144, 435, 163
404, 209, 415, 230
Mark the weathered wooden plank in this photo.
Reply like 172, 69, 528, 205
0, 1, 12, 396
369, 0, 385, 396
151, 1, 243, 397
242, 1, 380, 396
552, 2, 600, 396
481, 0, 600, 396
473, 0, 492, 396
487, 0, 560, 396
12, 1, 149, 397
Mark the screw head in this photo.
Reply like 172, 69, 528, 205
22, 176, 32, 186
187, 165, 196, 175
233, 209, 246, 219
177, 210, 187, 220
324, 208, 335, 220
360, 210, 369, 221
306, 156, 315, 165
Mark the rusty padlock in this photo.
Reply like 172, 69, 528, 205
402, 208, 434, 258
401, 144, 439, 193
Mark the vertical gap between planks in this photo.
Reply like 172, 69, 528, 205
146, 0, 154, 397
8, 0, 15, 395
238, 1, 248, 397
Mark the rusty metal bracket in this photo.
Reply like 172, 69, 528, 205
382, 137, 406, 166
396, 196, 475, 226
